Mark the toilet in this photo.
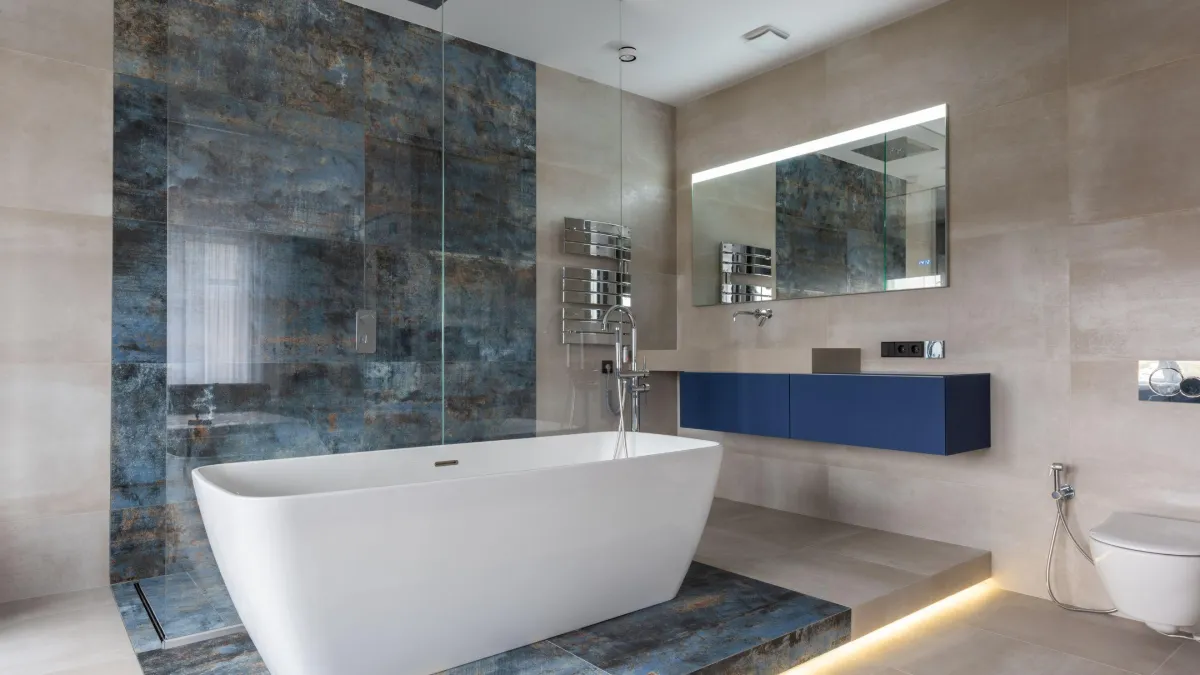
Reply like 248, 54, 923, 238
1090, 512, 1200, 636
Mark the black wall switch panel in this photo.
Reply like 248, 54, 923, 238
881, 341, 927, 358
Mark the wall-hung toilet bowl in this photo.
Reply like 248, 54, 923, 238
1090, 512, 1200, 635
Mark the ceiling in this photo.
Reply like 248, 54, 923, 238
350, 0, 950, 105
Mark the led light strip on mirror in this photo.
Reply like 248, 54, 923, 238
691, 104, 948, 184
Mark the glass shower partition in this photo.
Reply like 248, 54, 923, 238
117, 0, 629, 650
151, 0, 452, 647
440, 0, 626, 440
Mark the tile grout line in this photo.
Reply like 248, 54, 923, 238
1147, 642, 1183, 675
0, 45, 114, 74
971, 625, 1141, 675
542, 638, 614, 674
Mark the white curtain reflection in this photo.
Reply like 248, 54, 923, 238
168, 228, 260, 385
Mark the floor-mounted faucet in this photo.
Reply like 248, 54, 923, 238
733, 308, 773, 327
602, 306, 650, 432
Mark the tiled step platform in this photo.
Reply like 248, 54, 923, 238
116, 499, 991, 674
130, 562, 849, 675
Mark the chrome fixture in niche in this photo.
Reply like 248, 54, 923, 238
733, 308, 772, 327
1139, 360, 1200, 403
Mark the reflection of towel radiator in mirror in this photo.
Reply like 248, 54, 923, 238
720, 242, 774, 304
562, 219, 631, 345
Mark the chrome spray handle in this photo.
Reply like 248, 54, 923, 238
1049, 463, 1074, 501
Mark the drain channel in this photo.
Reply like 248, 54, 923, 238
133, 581, 167, 645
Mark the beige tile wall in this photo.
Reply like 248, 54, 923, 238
0, 0, 114, 603
676, 0, 1200, 603
536, 66, 679, 436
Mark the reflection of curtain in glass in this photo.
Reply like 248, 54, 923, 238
168, 229, 259, 385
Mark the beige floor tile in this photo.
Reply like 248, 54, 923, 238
44, 654, 144, 675
891, 623, 1132, 675
708, 507, 866, 552
736, 548, 925, 608
1154, 642, 1200, 675
821, 529, 988, 577
693, 525, 792, 571
0, 588, 137, 675
0, 587, 116, 633
963, 590, 1179, 674
706, 497, 766, 526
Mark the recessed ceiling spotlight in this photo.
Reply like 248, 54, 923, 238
742, 25, 790, 52
618, 46, 637, 63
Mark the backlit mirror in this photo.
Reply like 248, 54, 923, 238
691, 106, 948, 306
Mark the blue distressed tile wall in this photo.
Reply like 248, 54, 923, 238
113, 75, 168, 223
114, 0, 168, 80
112, 219, 167, 363
362, 361, 443, 452
167, 88, 367, 242
366, 135, 443, 250
166, 0, 365, 123
111, 0, 537, 594
365, 246, 443, 362
363, 12, 443, 147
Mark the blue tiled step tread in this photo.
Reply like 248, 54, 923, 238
131, 562, 851, 675
112, 566, 243, 654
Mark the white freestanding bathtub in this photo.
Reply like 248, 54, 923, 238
193, 431, 722, 675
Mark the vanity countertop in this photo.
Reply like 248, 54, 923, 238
641, 348, 861, 375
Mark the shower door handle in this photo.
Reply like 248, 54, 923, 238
356, 310, 377, 355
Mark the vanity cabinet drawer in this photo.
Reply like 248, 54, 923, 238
679, 373, 790, 438
789, 374, 990, 455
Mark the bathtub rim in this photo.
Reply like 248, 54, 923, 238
192, 431, 722, 503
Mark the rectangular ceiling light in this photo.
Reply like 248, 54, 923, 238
691, 104, 947, 185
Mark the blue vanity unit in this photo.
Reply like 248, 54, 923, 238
680, 372, 991, 456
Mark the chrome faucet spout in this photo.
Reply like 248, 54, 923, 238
602, 306, 639, 371
733, 308, 773, 327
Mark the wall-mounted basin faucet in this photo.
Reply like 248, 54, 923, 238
733, 308, 773, 327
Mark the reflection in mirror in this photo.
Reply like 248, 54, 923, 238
691, 106, 948, 306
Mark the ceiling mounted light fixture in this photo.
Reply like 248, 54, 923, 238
742, 25, 790, 52
618, 46, 637, 63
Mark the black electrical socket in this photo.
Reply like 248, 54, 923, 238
602, 360, 614, 374
881, 341, 926, 358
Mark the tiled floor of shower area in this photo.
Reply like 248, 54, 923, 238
112, 566, 243, 654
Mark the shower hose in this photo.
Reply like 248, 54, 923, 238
1046, 497, 1116, 614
